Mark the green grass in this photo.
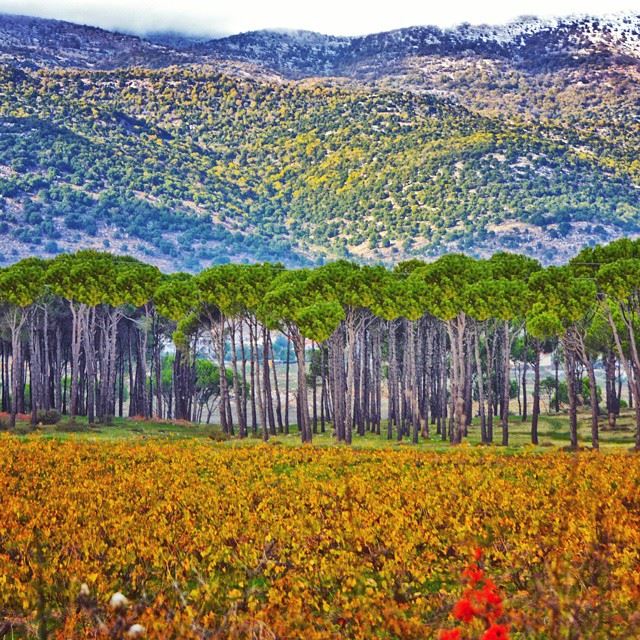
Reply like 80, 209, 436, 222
5, 410, 638, 452
4, 416, 228, 441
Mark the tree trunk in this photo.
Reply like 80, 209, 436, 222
563, 342, 579, 450
606, 308, 640, 450
501, 320, 510, 447
554, 348, 560, 414
249, 321, 266, 440
263, 326, 276, 436
292, 328, 310, 442
474, 323, 487, 444
387, 320, 398, 440
531, 342, 541, 446
249, 325, 258, 435
604, 350, 618, 430
269, 334, 284, 433
229, 319, 246, 437
82, 307, 96, 424
211, 313, 229, 433
446, 314, 466, 445
521, 334, 528, 422
586, 361, 599, 450
284, 338, 291, 435
69, 302, 86, 419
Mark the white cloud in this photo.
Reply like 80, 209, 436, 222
0, 0, 638, 36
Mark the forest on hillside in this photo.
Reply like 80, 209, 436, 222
1, 65, 640, 267
3, 238, 640, 450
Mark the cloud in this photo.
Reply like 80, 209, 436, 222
0, 0, 638, 37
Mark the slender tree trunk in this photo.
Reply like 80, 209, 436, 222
212, 313, 229, 433
586, 361, 600, 450
388, 320, 397, 440
501, 321, 511, 446
446, 314, 466, 445
532, 342, 541, 445
405, 320, 419, 444
263, 326, 276, 436
320, 345, 327, 433
118, 345, 124, 418
240, 322, 250, 432
29, 318, 39, 426
249, 324, 257, 435
604, 350, 618, 430
269, 334, 284, 433
311, 343, 318, 435
292, 328, 311, 442
42, 306, 51, 411
249, 321, 266, 440
562, 341, 579, 450
127, 327, 135, 417
440, 327, 448, 442
474, 323, 487, 444
522, 333, 528, 422
484, 326, 495, 443
344, 310, 360, 445
464, 328, 473, 432
554, 348, 560, 414
229, 319, 246, 437
69, 302, 86, 419
53, 325, 62, 413
1, 342, 7, 413
606, 308, 640, 450
284, 338, 291, 435
82, 307, 96, 424
153, 314, 162, 420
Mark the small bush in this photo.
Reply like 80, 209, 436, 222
37, 409, 61, 425
12, 424, 34, 436
55, 421, 91, 433
208, 430, 231, 442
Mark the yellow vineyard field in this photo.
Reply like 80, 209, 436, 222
1, 438, 639, 639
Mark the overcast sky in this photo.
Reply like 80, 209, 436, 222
0, 0, 638, 37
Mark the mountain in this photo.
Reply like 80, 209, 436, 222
0, 13, 190, 69
194, 14, 640, 78
0, 12, 639, 269
7, 13, 639, 76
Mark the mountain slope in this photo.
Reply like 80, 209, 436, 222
1, 64, 638, 268
194, 14, 640, 78
0, 12, 639, 268
0, 13, 190, 69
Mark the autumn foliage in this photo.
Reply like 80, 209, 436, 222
1, 439, 639, 638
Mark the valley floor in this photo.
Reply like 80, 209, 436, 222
7, 409, 639, 451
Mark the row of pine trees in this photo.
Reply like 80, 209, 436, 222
2, 239, 640, 449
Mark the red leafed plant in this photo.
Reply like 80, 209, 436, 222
439, 549, 510, 640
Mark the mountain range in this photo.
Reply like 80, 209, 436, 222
1, 11, 639, 269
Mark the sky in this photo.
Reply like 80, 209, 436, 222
0, 0, 638, 37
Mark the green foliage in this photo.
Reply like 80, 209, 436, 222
527, 266, 597, 339
37, 409, 61, 425
540, 378, 602, 409
46, 250, 160, 308
196, 262, 283, 319
409, 254, 483, 320
1, 65, 639, 262
261, 268, 345, 341
161, 354, 234, 398
154, 273, 198, 322
0, 257, 47, 308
